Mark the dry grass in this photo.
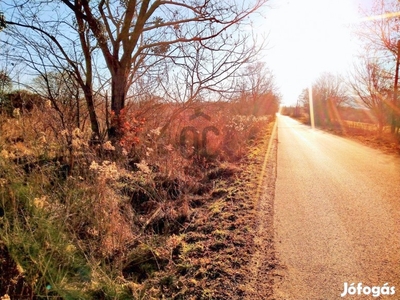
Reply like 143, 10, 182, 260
324, 122, 400, 155
295, 115, 400, 155
0, 98, 276, 299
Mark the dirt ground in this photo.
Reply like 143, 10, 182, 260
142, 121, 281, 299
243, 121, 281, 299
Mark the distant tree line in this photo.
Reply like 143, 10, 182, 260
298, 73, 350, 127
293, 0, 400, 136
0, 90, 44, 115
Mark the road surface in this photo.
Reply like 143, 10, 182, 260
273, 115, 400, 299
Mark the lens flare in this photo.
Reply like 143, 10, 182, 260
358, 11, 400, 23
308, 85, 315, 130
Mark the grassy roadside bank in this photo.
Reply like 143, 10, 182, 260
0, 112, 277, 299
141, 120, 278, 299
293, 115, 400, 155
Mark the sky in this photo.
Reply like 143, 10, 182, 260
1, 0, 375, 104
256, 0, 375, 106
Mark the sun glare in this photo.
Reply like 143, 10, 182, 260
358, 11, 400, 22
262, 0, 361, 105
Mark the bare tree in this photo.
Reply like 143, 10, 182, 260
155, 29, 263, 132
0, 70, 12, 95
349, 57, 392, 133
301, 73, 350, 126
3, 0, 267, 142
358, 0, 400, 133
32, 71, 83, 131
0, 13, 5, 31
0, 69, 12, 113
234, 61, 279, 116
298, 88, 309, 109
3, 4, 102, 139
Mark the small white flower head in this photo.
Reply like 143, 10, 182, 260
100, 161, 119, 180
72, 128, 83, 139
90, 160, 120, 181
135, 160, 151, 174
145, 147, 154, 156
33, 196, 47, 209
38, 133, 47, 144
0, 178, 7, 187
0, 150, 9, 159
71, 139, 80, 149
60, 130, 69, 137
1, 293, 11, 300
12, 108, 20, 118
65, 244, 76, 254
102, 141, 115, 151
89, 161, 100, 171
150, 127, 162, 136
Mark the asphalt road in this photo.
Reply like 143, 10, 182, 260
273, 115, 400, 299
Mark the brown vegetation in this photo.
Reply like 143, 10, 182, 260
285, 107, 400, 155
0, 95, 277, 299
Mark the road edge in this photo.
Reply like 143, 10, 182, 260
244, 120, 284, 299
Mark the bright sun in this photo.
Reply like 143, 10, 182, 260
261, 0, 362, 105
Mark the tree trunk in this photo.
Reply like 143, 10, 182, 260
75, 89, 80, 129
378, 120, 383, 136
108, 70, 127, 141
82, 86, 100, 140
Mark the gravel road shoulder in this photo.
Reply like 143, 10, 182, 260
244, 120, 284, 299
